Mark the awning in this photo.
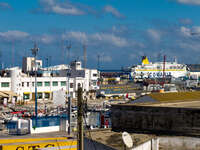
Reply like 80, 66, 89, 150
1, 91, 18, 97
23, 92, 30, 94
44, 91, 51, 93
0, 91, 9, 97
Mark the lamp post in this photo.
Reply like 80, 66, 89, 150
31, 43, 39, 118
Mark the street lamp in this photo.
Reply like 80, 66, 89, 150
31, 43, 39, 118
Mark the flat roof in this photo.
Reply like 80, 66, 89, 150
131, 100, 200, 108
126, 91, 200, 108
85, 129, 154, 149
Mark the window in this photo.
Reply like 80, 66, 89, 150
1, 82, 9, 87
22, 82, 24, 87
45, 93, 50, 99
53, 81, 58, 86
32, 82, 34, 87
70, 83, 73, 88
61, 81, 66, 86
45, 82, 50, 86
27, 82, 29, 87
38, 93, 42, 99
93, 74, 97, 77
23, 94, 30, 100
93, 81, 96, 86
37, 82, 42, 87
157, 66, 161, 69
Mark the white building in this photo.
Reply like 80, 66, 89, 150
0, 58, 99, 102
22, 57, 42, 72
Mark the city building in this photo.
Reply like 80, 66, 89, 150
0, 57, 99, 103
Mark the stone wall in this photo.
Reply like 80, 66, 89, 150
111, 104, 200, 136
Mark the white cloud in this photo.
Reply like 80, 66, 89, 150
147, 29, 161, 42
0, 30, 29, 41
180, 26, 191, 36
63, 31, 88, 43
38, 0, 84, 15
180, 26, 200, 37
52, 5, 83, 15
40, 34, 54, 44
62, 31, 128, 47
191, 26, 200, 34
92, 33, 128, 47
176, 0, 200, 5
103, 5, 124, 19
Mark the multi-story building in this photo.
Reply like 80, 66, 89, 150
0, 58, 99, 103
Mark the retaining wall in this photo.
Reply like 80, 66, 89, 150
111, 104, 200, 136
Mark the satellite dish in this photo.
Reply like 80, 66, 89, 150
122, 132, 133, 148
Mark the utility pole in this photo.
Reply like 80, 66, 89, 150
66, 42, 72, 135
83, 44, 87, 69
31, 43, 39, 118
77, 84, 84, 150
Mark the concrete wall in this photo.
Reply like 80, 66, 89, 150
111, 105, 200, 136
132, 139, 159, 150
159, 137, 200, 150
30, 126, 60, 134
30, 119, 68, 134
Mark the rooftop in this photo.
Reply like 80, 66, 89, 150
85, 129, 154, 149
129, 91, 200, 108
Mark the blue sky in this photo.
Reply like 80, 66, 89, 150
0, 0, 200, 69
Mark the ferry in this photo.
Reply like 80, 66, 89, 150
131, 56, 189, 79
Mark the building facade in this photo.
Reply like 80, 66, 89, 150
0, 58, 99, 102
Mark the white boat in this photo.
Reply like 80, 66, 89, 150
132, 56, 189, 79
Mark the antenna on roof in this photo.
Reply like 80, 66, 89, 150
97, 54, 100, 70
61, 39, 64, 64
66, 41, 72, 64
174, 56, 177, 63
12, 41, 15, 67
49, 56, 52, 66
157, 52, 161, 62
83, 44, 87, 69
45, 56, 49, 68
